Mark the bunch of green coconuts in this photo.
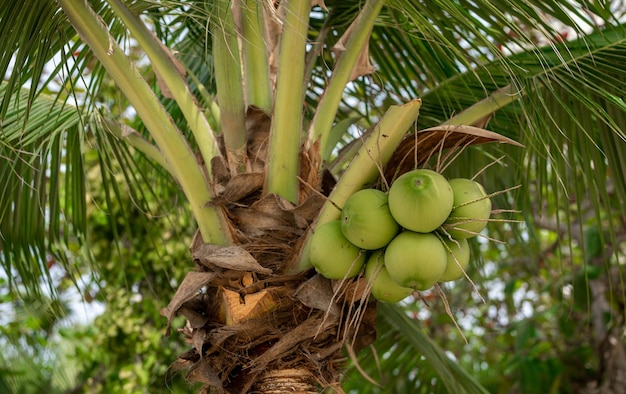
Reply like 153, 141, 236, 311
309, 169, 491, 303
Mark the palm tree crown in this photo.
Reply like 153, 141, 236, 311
1, 0, 625, 392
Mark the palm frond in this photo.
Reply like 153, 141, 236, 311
343, 302, 488, 394
320, 0, 620, 114
0, 84, 85, 301
0, 0, 210, 300
0, 82, 188, 302
417, 23, 626, 237
0, 0, 157, 118
0, 0, 70, 119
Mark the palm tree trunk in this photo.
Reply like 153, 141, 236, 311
161, 167, 378, 392
253, 369, 317, 393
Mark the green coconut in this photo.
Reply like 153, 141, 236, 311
444, 178, 492, 239
309, 220, 365, 280
364, 250, 413, 303
341, 189, 400, 250
439, 237, 471, 282
388, 169, 454, 233
384, 231, 447, 290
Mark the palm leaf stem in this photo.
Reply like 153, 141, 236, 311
184, 66, 221, 132
264, 0, 311, 203
443, 85, 518, 126
97, 114, 173, 176
57, 0, 229, 245
305, 0, 385, 158
241, 0, 272, 112
212, 0, 248, 175
377, 302, 489, 394
106, 0, 223, 181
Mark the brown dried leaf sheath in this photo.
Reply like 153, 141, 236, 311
192, 243, 272, 275
384, 124, 523, 181
163, 109, 521, 392
160, 271, 217, 335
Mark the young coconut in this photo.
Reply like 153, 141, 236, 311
439, 237, 471, 282
444, 178, 492, 239
364, 250, 413, 303
388, 169, 454, 233
309, 220, 366, 280
341, 189, 400, 250
384, 231, 447, 290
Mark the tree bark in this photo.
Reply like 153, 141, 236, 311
253, 369, 318, 393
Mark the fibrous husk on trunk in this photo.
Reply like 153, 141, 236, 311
163, 229, 377, 392
253, 369, 318, 393
161, 107, 521, 392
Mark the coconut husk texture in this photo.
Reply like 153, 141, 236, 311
160, 108, 522, 393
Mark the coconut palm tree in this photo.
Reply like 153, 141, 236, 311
1, 0, 625, 392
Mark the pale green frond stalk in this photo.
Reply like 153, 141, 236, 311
293, 99, 422, 272
185, 67, 221, 132
306, 0, 385, 157
242, 0, 272, 111
264, 0, 311, 203
323, 116, 362, 161
57, 0, 229, 245
443, 85, 518, 126
212, 0, 248, 174
106, 0, 222, 179
378, 302, 490, 394
97, 114, 174, 176
315, 100, 422, 225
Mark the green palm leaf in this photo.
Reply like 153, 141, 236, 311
0, 84, 85, 300
343, 302, 488, 394
415, 24, 626, 251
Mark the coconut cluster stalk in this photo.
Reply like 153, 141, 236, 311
293, 99, 422, 272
